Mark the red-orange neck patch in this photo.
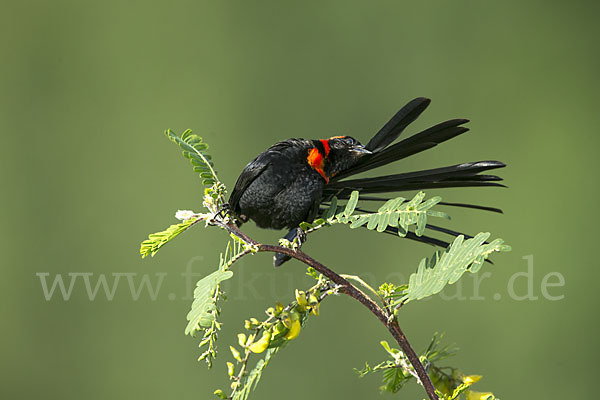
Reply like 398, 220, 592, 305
319, 139, 330, 157
307, 147, 329, 183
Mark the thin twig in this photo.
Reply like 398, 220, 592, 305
257, 244, 438, 400
217, 219, 438, 399
340, 274, 386, 306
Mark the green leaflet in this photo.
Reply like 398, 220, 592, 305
323, 196, 338, 220
186, 238, 247, 337
139, 218, 197, 258
381, 366, 407, 393
165, 129, 219, 185
344, 190, 359, 217
399, 233, 511, 303
185, 269, 234, 335
345, 191, 448, 236
232, 348, 278, 400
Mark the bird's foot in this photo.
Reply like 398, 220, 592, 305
295, 227, 307, 248
274, 227, 307, 267
215, 203, 231, 220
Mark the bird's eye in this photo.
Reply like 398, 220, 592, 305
343, 137, 355, 145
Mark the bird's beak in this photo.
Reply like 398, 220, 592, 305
351, 145, 372, 155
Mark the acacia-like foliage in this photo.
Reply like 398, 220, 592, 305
185, 238, 249, 336
140, 132, 508, 400
299, 190, 447, 238
231, 348, 278, 400
185, 237, 256, 368
348, 191, 448, 236
165, 129, 218, 185
399, 233, 510, 303
357, 335, 493, 399
139, 218, 199, 258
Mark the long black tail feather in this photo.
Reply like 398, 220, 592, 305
377, 226, 494, 264
424, 223, 474, 239
384, 226, 451, 248
335, 118, 470, 181
325, 161, 506, 198
437, 201, 503, 214
317, 98, 504, 264
365, 97, 431, 152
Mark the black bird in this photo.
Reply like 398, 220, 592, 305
228, 98, 505, 266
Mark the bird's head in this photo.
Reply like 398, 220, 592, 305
307, 136, 371, 183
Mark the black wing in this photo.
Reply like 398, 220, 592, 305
228, 156, 270, 213
228, 138, 309, 213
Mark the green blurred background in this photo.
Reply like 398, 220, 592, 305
2, 1, 598, 398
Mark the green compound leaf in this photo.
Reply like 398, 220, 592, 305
187, 238, 251, 368
186, 238, 247, 337
165, 129, 219, 185
140, 217, 198, 258
381, 365, 409, 393
301, 191, 449, 239
185, 269, 234, 335
398, 233, 511, 303
345, 191, 448, 236
232, 348, 278, 400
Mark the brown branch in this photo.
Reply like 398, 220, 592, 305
259, 245, 438, 400
216, 220, 438, 399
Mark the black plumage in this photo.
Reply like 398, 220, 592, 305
227, 98, 505, 266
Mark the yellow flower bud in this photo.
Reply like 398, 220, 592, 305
311, 302, 320, 316
229, 346, 242, 363
284, 319, 301, 340
249, 331, 272, 354
275, 302, 284, 314
463, 374, 483, 385
295, 289, 308, 311
237, 333, 247, 348
466, 390, 495, 400
226, 361, 235, 377
213, 389, 227, 399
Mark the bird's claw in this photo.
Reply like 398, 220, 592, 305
295, 227, 307, 248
